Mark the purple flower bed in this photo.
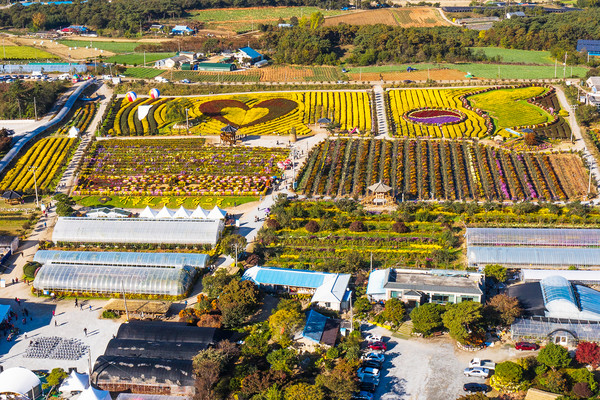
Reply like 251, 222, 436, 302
407, 109, 463, 125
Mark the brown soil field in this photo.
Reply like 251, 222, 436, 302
349, 68, 469, 82
10, 37, 114, 60
259, 66, 314, 82
323, 8, 450, 28
550, 154, 596, 199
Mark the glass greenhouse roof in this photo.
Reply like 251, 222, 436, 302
34, 250, 209, 268
33, 264, 196, 296
576, 285, 600, 315
52, 217, 224, 245
512, 317, 600, 341
467, 246, 600, 268
466, 228, 600, 248
540, 276, 577, 305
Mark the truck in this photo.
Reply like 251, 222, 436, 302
469, 358, 496, 370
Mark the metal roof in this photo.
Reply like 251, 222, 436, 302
303, 310, 327, 342
52, 217, 224, 245
34, 250, 209, 268
382, 269, 482, 295
239, 46, 262, 59
521, 269, 600, 284
540, 276, 577, 305
93, 356, 195, 387
576, 285, 600, 316
104, 339, 207, 360
116, 321, 220, 344
577, 39, 600, 53
366, 269, 389, 296
466, 227, 600, 247
468, 246, 600, 268
244, 266, 326, 288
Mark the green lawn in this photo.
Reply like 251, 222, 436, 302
74, 195, 258, 209
469, 47, 554, 65
106, 52, 175, 66
0, 45, 58, 60
124, 67, 164, 78
469, 86, 552, 129
58, 40, 158, 53
192, 6, 343, 33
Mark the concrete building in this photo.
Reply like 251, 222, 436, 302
367, 268, 485, 305
235, 47, 264, 65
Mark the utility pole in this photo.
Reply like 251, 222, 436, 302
563, 52, 567, 79
33, 97, 37, 121
144, 51, 146, 67
185, 108, 189, 133
28, 166, 39, 207
121, 280, 129, 321
348, 289, 353, 332
555, 59, 557, 79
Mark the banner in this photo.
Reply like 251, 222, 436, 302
137, 105, 152, 121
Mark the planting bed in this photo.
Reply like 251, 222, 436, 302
74, 138, 288, 197
296, 138, 593, 201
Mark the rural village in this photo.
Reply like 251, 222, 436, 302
1, 0, 600, 400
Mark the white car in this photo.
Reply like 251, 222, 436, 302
463, 367, 490, 378
357, 367, 380, 380
361, 352, 385, 364
365, 334, 382, 343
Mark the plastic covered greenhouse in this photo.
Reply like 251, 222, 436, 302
52, 217, 224, 245
33, 264, 196, 297
512, 317, 600, 343
34, 250, 209, 269
467, 246, 600, 268
466, 228, 600, 248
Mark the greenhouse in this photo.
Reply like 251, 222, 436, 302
466, 228, 600, 248
467, 246, 600, 268
33, 264, 196, 297
511, 317, 600, 345
52, 217, 224, 245
34, 250, 209, 269
521, 269, 600, 284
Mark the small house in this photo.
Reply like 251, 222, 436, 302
236, 47, 264, 65
0, 236, 18, 264
577, 39, 600, 57
506, 11, 526, 18
171, 25, 194, 36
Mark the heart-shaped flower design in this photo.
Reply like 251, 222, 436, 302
199, 99, 298, 128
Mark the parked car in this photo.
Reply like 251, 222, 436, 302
367, 341, 387, 351
359, 381, 377, 393
469, 358, 496, 370
359, 373, 380, 386
357, 367, 380, 380
463, 367, 490, 378
515, 342, 539, 351
361, 352, 385, 364
463, 383, 489, 393
361, 360, 382, 369
181, 79, 191, 83
352, 391, 374, 400
365, 334, 382, 343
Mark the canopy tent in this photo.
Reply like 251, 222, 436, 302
191, 206, 209, 219
78, 386, 111, 400
0, 304, 10, 322
221, 125, 238, 133
367, 181, 392, 193
173, 206, 191, 219
139, 206, 158, 219
68, 126, 80, 138
0, 367, 41, 399
59, 370, 89, 393
155, 206, 175, 219
207, 206, 227, 219
317, 117, 332, 124
1, 190, 22, 200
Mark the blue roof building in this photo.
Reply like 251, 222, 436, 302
302, 310, 339, 346
577, 39, 600, 56
242, 266, 351, 311
236, 47, 263, 64
171, 25, 194, 35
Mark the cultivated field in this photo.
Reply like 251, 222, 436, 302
349, 68, 467, 81
323, 7, 450, 27
191, 6, 345, 33
469, 47, 553, 65
107, 52, 175, 66
0, 45, 58, 60
11, 37, 113, 60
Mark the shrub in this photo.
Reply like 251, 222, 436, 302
265, 218, 281, 230
304, 220, 320, 233
101, 310, 119, 319
348, 221, 366, 232
495, 361, 524, 386
538, 370, 568, 394
392, 220, 410, 233
573, 382, 592, 398
23, 261, 41, 279
538, 343, 571, 370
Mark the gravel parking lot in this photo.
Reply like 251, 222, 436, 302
362, 325, 530, 400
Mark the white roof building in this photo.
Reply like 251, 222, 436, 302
0, 367, 42, 399
59, 370, 89, 393
78, 386, 111, 400
137, 206, 225, 220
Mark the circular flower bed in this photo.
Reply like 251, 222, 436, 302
404, 108, 466, 126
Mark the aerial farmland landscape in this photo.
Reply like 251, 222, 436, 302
1, 0, 600, 399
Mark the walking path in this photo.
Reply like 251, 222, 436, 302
373, 85, 389, 138
56, 83, 112, 195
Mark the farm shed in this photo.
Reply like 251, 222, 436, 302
196, 62, 235, 72
236, 47, 263, 65
92, 356, 195, 396
52, 217, 224, 246
103, 338, 207, 359
465, 227, 600, 248
34, 250, 209, 269
116, 320, 224, 344
0, 236, 18, 264
302, 310, 340, 346
577, 40, 600, 57
467, 246, 600, 268
33, 264, 196, 297
103, 299, 172, 318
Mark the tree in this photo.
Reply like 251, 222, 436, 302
221, 234, 247, 267
304, 220, 320, 233
539, 370, 568, 394
219, 279, 260, 328
484, 264, 507, 282
31, 12, 46, 30
266, 348, 297, 373
392, 220, 410, 233
309, 11, 324, 29
268, 307, 305, 347
575, 341, 600, 368
316, 359, 358, 400
242, 323, 270, 358
193, 348, 227, 400
202, 269, 233, 298
524, 131, 538, 146
353, 297, 372, 314
494, 361, 524, 386
348, 221, 366, 232
265, 218, 281, 230
284, 383, 324, 400
378, 298, 405, 327
537, 342, 571, 371
442, 301, 484, 345
487, 294, 522, 326
409, 303, 445, 336
45, 368, 67, 388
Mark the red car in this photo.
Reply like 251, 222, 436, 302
515, 342, 539, 351
368, 341, 387, 351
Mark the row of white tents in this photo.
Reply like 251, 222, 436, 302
59, 371, 111, 400
139, 205, 227, 220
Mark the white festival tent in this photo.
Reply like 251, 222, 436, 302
173, 206, 192, 219
138, 206, 225, 220
59, 370, 89, 393
77, 386, 111, 400
191, 206, 210, 219
139, 206, 158, 219
207, 206, 227, 219
155, 206, 175, 219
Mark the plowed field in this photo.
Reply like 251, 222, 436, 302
323, 8, 450, 28
349, 69, 469, 82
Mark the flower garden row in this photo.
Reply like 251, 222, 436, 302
73, 139, 289, 197
0, 137, 76, 193
387, 85, 571, 140
56, 102, 97, 136
296, 138, 593, 201
102, 91, 373, 137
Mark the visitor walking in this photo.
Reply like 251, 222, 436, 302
83, 328, 87, 337
74, 298, 78, 307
